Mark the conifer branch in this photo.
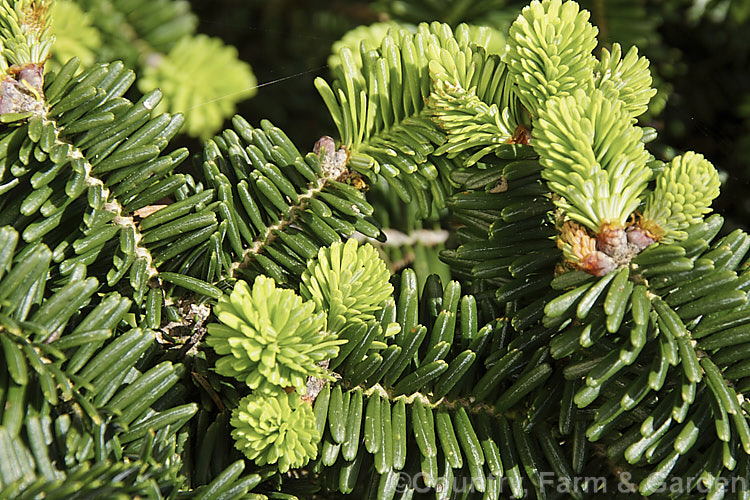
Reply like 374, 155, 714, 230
2, 1, 748, 498
39, 111, 160, 280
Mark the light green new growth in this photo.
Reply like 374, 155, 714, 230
426, 24, 519, 163
429, 76, 517, 165
0, 0, 54, 71
206, 276, 341, 394
642, 152, 721, 243
465, 24, 506, 55
231, 388, 319, 472
139, 34, 256, 139
425, 23, 487, 94
316, 21, 451, 148
594, 43, 657, 120
300, 238, 393, 335
48, 0, 100, 69
328, 22, 504, 75
504, 0, 598, 117
533, 88, 652, 231
0, 0, 740, 496
327, 21, 405, 71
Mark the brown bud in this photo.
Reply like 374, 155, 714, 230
18, 63, 44, 96
596, 223, 628, 259
579, 251, 617, 277
626, 225, 657, 251
313, 135, 336, 158
313, 136, 349, 180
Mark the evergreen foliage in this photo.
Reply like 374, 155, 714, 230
300, 238, 393, 335
206, 275, 337, 394
231, 387, 320, 473
48, 0, 256, 139
1, 0, 750, 499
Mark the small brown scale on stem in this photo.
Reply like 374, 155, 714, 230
507, 123, 531, 145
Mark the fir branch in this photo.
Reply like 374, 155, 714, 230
2, 1, 748, 498
39, 112, 160, 280
233, 172, 330, 274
